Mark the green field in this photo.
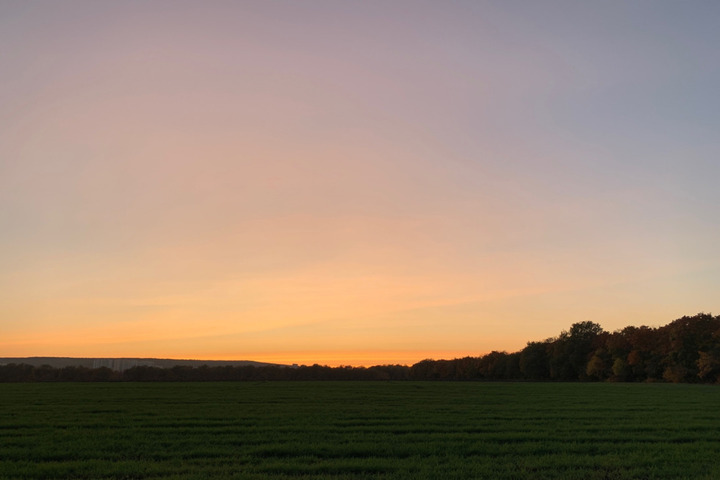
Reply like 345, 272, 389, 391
1, 382, 719, 479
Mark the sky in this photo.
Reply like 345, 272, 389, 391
2, 1, 719, 366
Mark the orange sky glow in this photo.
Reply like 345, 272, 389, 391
2, 2, 719, 366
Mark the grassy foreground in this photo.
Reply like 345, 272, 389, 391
1, 382, 719, 479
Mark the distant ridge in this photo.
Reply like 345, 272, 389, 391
0, 357, 286, 371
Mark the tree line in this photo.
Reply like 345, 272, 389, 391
411, 313, 720, 383
2, 313, 719, 383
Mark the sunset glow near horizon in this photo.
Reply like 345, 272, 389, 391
2, 1, 720, 367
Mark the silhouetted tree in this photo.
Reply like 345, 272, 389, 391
586, 348, 611, 380
520, 341, 550, 380
660, 313, 717, 382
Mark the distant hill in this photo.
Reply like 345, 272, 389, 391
0, 357, 286, 371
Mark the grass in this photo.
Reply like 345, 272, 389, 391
1, 382, 719, 479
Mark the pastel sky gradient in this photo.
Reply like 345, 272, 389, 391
2, 1, 719, 366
